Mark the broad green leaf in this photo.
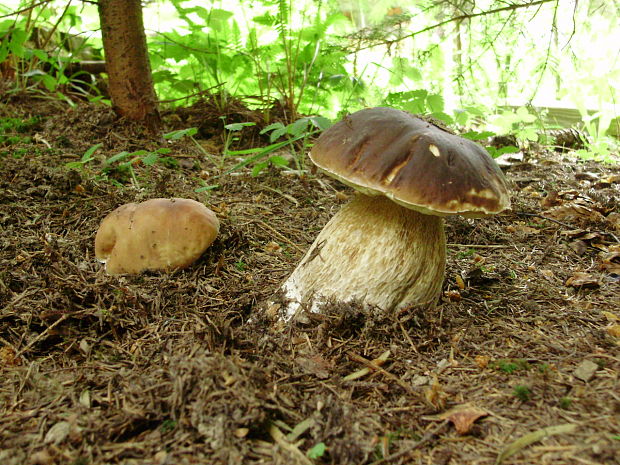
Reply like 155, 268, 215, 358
288, 118, 310, 137
195, 184, 220, 193
40, 75, 57, 92
141, 152, 160, 166
462, 131, 496, 141
260, 122, 285, 135
224, 122, 256, 131
430, 111, 454, 125
252, 13, 277, 26
105, 151, 131, 165
208, 8, 234, 23
251, 161, 269, 177
427, 94, 445, 113
309, 116, 331, 130
307, 442, 326, 459
164, 128, 198, 140
82, 143, 103, 162
268, 155, 289, 167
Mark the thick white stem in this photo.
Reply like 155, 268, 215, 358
281, 194, 446, 318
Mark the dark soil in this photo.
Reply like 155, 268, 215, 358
1, 97, 619, 465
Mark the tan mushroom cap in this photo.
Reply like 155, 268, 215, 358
310, 107, 510, 217
95, 198, 219, 275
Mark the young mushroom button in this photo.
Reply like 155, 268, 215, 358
95, 198, 219, 275
280, 107, 510, 319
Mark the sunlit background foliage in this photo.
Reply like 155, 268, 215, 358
0, 0, 618, 159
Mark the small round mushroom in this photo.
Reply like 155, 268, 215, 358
95, 198, 219, 275
281, 107, 510, 317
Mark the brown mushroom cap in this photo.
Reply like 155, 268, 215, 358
95, 198, 219, 275
310, 107, 510, 217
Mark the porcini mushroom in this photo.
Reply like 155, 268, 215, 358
281, 107, 510, 317
95, 198, 219, 275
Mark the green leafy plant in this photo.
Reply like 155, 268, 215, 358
512, 385, 532, 402
101, 147, 177, 186
572, 109, 619, 163
485, 145, 521, 159
0, 4, 104, 100
148, 1, 354, 120
160, 419, 177, 433
456, 248, 476, 259
65, 143, 103, 170
383, 90, 454, 125
0, 116, 39, 145
490, 107, 542, 142
223, 121, 257, 158
220, 115, 330, 178
307, 442, 326, 459
558, 397, 572, 409
461, 129, 520, 159
164, 127, 222, 170
492, 359, 530, 374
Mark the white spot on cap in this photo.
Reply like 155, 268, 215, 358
429, 144, 441, 157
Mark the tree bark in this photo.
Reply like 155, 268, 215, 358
98, 0, 161, 132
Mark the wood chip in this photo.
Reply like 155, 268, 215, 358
565, 272, 600, 288
573, 360, 598, 382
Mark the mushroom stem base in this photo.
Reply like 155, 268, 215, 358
281, 194, 446, 318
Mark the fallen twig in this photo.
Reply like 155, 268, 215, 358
347, 351, 418, 397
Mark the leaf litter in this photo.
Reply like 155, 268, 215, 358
0, 98, 619, 464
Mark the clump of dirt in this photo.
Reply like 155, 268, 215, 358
0, 99, 619, 465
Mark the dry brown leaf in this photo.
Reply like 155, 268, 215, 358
565, 272, 600, 288
335, 191, 349, 201
444, 290, 462, 302
264, 241, 282, 253
44, 422, 72, 445
557, 189, 579, 198
600, 263, 620, 274
607, 212, 620, 231
516, 225, 540, 234
561, 228, 587, 238
474, 355, 490, 369
606, 324, 620, 338
0, 345, 20, 367
506, 224, 540, 235
603, 174, 620, 184
433, 404, 489, 435
568, 240, 588, 256
600, 251, 620, 274
153, 451, 169, 465
540, 190, 561, 208
424, 375, 447, 410
540, 269, 555, 281
295, 354, 332, 379
30, 450, 54, 465
544, 203, 605, 226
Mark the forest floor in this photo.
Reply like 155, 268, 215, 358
0, 96, 619, 465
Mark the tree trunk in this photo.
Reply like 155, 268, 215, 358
98, 0, 160, 132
